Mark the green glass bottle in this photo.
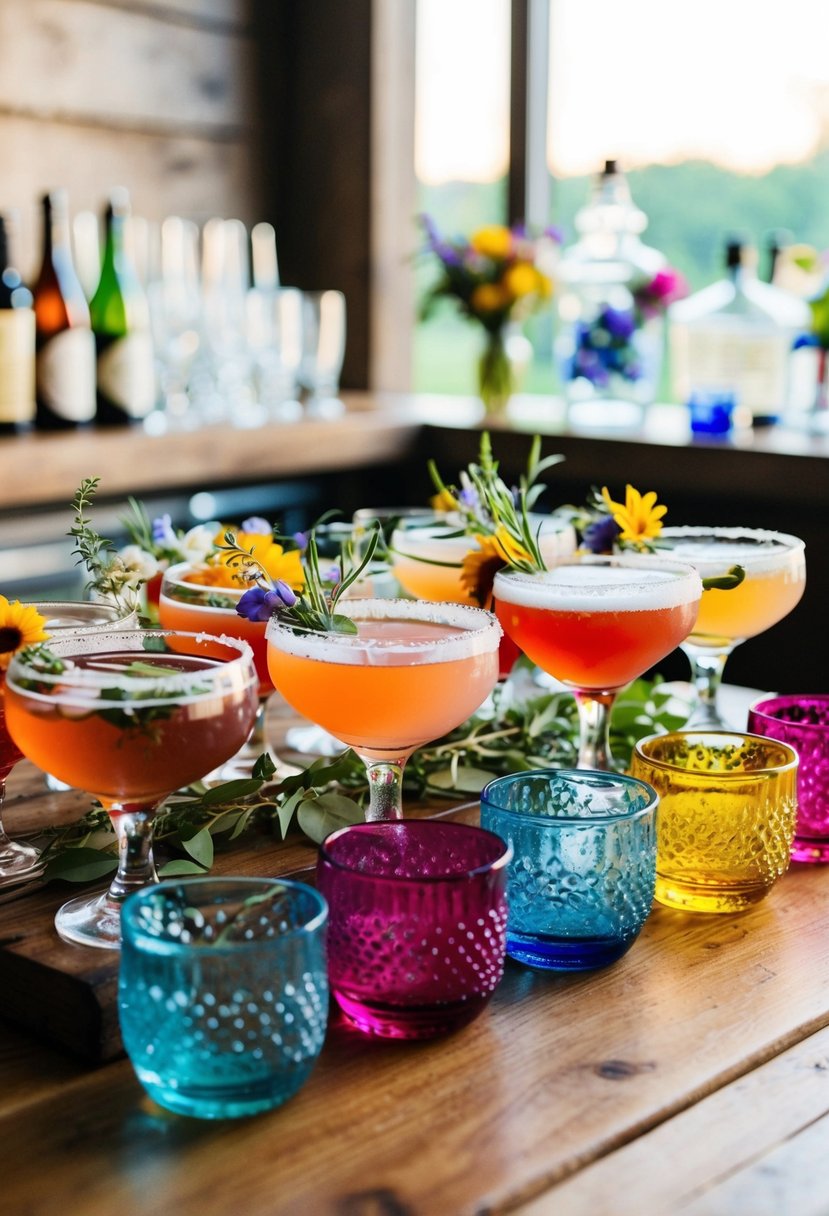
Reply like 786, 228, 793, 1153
89, 188, 155, 426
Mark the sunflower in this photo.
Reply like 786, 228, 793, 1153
0, 597, 49, 671
460, 528, 534, 608
187, 531, 305, 592
601, 485, 667, 550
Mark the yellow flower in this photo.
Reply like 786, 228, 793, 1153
0, 596, 49, 671
430, 488, 458, 513
459, 528, 533, 607
601, 485, 667, 549
502, 261, 538, 300
470, 225, 513, 260
189, 530, 306, 591
470, 282, 509, 314
491, 526, 532, 567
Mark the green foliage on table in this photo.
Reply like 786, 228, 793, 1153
35, 674, 690, 882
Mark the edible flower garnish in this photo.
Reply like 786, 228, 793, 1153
69, 478, 150, 614
224, 522, 381, 635
601, 484, 667, 551
0, 597, 49, 671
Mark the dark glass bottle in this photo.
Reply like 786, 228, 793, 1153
89, 188, 155, 426
0, 215, 35, 436
33, 190, 96, 430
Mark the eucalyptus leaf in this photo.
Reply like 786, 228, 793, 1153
297, 793, 364, 844
158, 859, 209, 877
252, 752, 278, 781
199, 778, 264, 805
229, 806, 256, 841
427, 765, 495, 794
276, 787, 307, 838
182, 828, 214, 868
43, 848, 118, 883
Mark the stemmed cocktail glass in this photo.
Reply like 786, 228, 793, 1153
493, 555, 702, 771
1, 675, 41, 890
654, 527, 806, 729
267, 598, 502, 820
5, 629, 258, 948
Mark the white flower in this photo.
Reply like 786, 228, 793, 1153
176, 524, 218, 565
118, 546, 160, 583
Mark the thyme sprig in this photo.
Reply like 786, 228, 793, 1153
68, 477, 147, 614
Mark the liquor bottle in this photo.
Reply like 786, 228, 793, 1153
669, 238, 810, 427
0, 215, 35, 436
32, 190, 96, 430
89, 188, 155, 426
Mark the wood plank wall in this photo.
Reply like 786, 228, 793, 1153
0, 0, 263, 278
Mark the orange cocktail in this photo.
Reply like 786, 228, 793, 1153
657, 527, 806, 728
267, 599, 502, 819
493, 556, 702, 770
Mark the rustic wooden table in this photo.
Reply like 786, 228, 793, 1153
2, 707, 828, 1216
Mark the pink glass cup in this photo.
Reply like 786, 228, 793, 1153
748, 694, 829, 863
317, 820, 511, 1040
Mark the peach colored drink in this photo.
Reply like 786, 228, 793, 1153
267, 599, 502, 819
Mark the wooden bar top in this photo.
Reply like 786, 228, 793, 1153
3, 740, 829, 1214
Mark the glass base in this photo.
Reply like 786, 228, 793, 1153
655, 875, 772, 914
134, 1066, 312, 1120
506, 931, 637, 971
0, 840, 44, 890
55, 889, 123, 950
792, 837, 829, 864
683, 702, 731, 731
333, 990, 489, 1039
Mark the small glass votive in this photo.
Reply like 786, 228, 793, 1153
748, 694, 829, 863
118, 878, 328, 1119
631, 731, 798, 913
317, 820, 510, 1040
480, 769, 658, 971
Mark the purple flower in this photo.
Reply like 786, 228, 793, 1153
241, 516, 271, 535
236, 581, 297, 622
582, 515, 621, 554
152, 514, 176, 546
601, 307, 636, 341
458, 485, 480, 511
324, 564, 341, 586
292, 530, 309, 550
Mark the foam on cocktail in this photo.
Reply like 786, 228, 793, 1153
661, 528, 804, 577
267, 598, 502, 666
494, 562, 702, 614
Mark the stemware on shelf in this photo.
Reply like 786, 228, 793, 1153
493, 555, 702, 771
267, 598, 502, 820
4, 629, 258, 949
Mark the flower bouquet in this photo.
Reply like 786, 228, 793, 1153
419, 216, 560, 414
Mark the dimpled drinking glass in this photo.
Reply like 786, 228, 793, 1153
748, 695, 829, 863
631, 731, 798, 913
317, 820, 511, 1039
480, 769, 658, 971
119, 878, 328, 1119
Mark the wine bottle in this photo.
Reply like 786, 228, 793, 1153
33, 189, 96, 430
0, 215, 35, 436
89, 188, 155, 426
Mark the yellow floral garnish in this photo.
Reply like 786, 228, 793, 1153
429, 488, 458, 513
186, 530, 304, 591
460, 528, 534, 608
470, 225, 513, 260
601, 485, 667, 550
0, 597, 49, 671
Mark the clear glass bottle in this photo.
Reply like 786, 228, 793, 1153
554, 160, 666, 429
89, 188, 155, 426
669, 239, 810, 427
0, 214, 35, 436
33, 189, 96, 431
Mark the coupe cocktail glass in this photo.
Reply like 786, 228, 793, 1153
266, 598, 502, 820
158, 561, 273, 774
5, 629, 258, 948
0, 672, 40, 889
493, 555, 702, 770
655, 527, 806, 729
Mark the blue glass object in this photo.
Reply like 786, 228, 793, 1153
119, 878, 328, 1119
688, 389, 735, 435
480, 770, 658, 971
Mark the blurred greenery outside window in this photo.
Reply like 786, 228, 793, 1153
413, 0, 829, 399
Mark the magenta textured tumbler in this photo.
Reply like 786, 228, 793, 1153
317, 820, 511, 1039
748, 694, 829, 863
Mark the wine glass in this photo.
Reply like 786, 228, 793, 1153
654, 527, 806, 729
493, 555, 702, 771
266, 598, 502, 820
4, 630, 258, 948
158, 561, 276, 777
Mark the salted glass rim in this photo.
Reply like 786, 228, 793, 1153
492, 552, 702, 607
480, 768, 659, 824
266, 596, 502, 663
319, 819, 512, 883
658, 525, 805, 571
21, 599, 138, 629
6, 628, 256, 704
748, 692, 829, 731
633, 729, 799, 778
120, 876, 329, 957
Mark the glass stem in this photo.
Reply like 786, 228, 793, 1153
0, 780, 11, 851
683, 642, 734, 729
106, 805, 159, 902
573, 691, 616, 771
249, 698, 267, 750
364, 761, 405, 821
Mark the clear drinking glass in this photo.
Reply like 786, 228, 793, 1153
748, 694, 829, 863
656, 527, 806, 729
0, 672, 38, 890
119, 877, 328, 1117
298, 289, 346, 415
317, 819, 510, 1038
480, 769, 658, 970
4, 630, 258, 948
493, 555, 702, 770
631, 730, 798, 912
267, 598, 502, 820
